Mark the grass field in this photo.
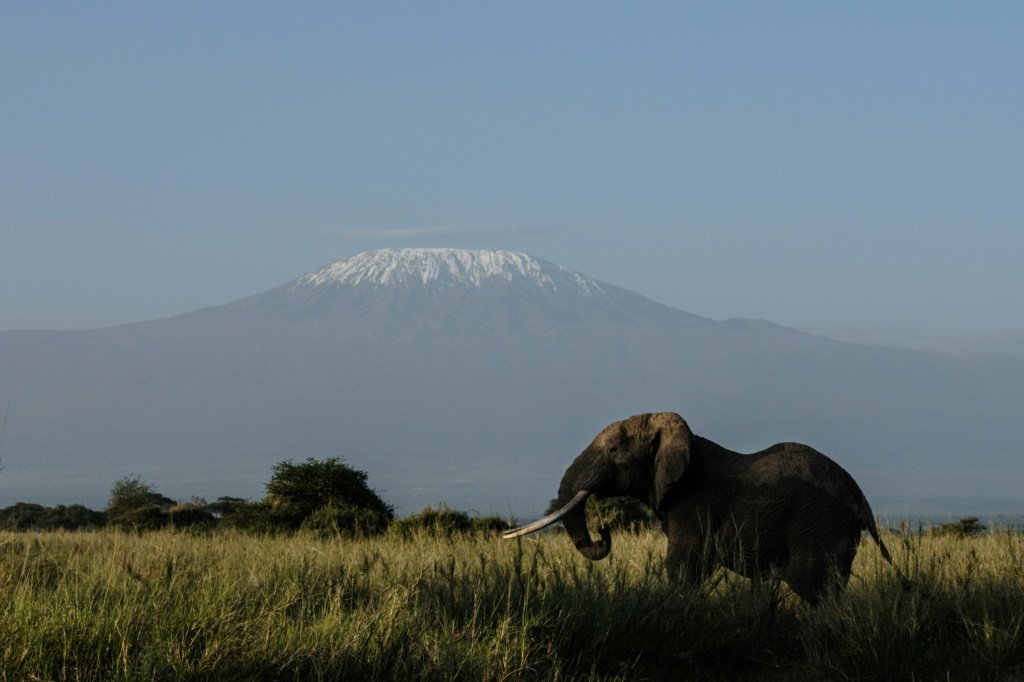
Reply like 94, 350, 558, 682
1, 526, 1023, 681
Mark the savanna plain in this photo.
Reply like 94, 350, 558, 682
2, 525, 1023, 681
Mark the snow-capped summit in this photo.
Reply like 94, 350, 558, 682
293, 248, 606, 296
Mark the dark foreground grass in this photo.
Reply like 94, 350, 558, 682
1, 527, 1023, 681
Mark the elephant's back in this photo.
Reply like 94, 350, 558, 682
747, 443, 874, 527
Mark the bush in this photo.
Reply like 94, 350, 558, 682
216, 500, 285, 534
265, 457, 394, 530
0, 503, 106, 531
1, 503, 49, 530
471, 514, 512, 534
931, 516, 986, 538
106, 477, 176, 531
54, 504, 107, 530
202, 497, 269, 532
168, 502, 217, 530
106, 477, 174, 516
205, 496, 250, 518
391, 506, 512, 538
391, 505, 472, 538
300, 501, 391, 538
112, 505, 170, 531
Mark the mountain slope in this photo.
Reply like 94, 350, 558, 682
1, 249, 1022, 514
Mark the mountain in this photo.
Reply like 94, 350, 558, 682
803, 326, 1024, 359
912, 330, 1024, 359
2, 248, 1023, 515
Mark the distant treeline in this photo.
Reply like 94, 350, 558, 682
0, 502, 105, 531
0, 457, 510, 537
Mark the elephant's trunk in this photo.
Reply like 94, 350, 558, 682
558, 492, 611, 560
557, 463, 611, 561
502, 449, 613, 561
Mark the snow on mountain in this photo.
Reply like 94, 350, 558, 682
292, 248, 606, 296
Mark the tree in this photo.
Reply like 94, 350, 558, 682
206, 496, 251, 519
264, 457, 394, 532
106, 476, 176, 530
204, 496, 277, 533
931, 516, 986, 538
1, 502, 105, 531
167, 501, 217, 530
390, 504, 472, 538
0, 503, 47, 530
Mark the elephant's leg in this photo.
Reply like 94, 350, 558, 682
783, 538, 858, 605
665, 544, 692, 583
780, 553, 828, 605
666, 537, 714, 587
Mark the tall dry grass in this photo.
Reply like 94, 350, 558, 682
1, 526, 1022, 680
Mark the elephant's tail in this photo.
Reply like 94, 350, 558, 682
844, 474, 914, 591
866, 521, 894, 564
863, 516, 914, 591
849, 481, 894, 565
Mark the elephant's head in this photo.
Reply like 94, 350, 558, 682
503, 412, 694, 561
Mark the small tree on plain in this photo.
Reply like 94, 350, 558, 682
932, 516, 986, 538
106, 476, 176, 530
300, 501, 392, 538
265, 457, 394, 532
390, 505, 512, 538
390, 504, 472, 538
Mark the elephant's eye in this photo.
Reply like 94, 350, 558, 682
609, 446, 618, 453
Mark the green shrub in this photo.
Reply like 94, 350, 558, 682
1, 503, 50, 530
205, 496, 251, 518
105, 477, 175, 530
390, 506, 511, 538
203, 497, 273, 533
110, 504, 170, 531
930, 516, 986, 538
265, 457, 394, 530
1, 501, 110, 532
299, 501, 391, 538
471, 514, 512, 534
391, 505, 472, 538
50, 504, 107, 530
168, 503, 217, 530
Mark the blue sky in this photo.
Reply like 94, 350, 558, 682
2, 2, 1022, 340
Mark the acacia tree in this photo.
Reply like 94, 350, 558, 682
265, 457, 394, 534
105, 476, 177, 530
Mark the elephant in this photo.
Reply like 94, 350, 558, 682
504, 412, 897, 604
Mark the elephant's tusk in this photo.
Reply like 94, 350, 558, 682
502, 490, 591, 539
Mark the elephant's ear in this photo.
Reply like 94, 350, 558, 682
653, 413, 694, 510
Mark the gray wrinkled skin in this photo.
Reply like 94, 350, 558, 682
552, 412, 894, 604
